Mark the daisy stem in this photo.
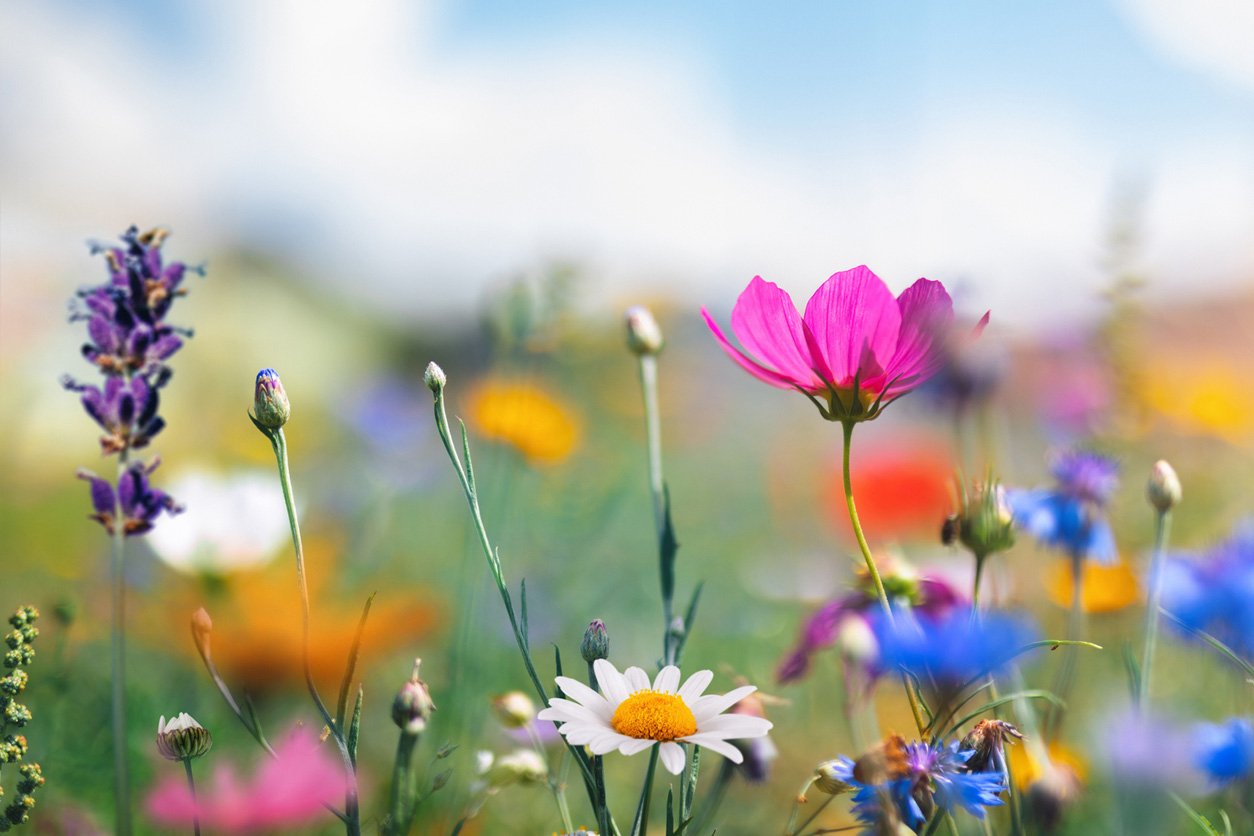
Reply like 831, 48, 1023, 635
267, 428, 361, 836
630, 747, 660, 836
110, 447, 132, 836
527, 719, 575, 834
636, 353, 676, 665
840, 420, 927, 736
589, 662, 613, 836
182, 757, 201, 836
1138, 508, 1172, 711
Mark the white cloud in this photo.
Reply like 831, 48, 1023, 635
2, 0, 1251, 334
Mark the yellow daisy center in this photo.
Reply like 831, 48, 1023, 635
610, 690, 697, 741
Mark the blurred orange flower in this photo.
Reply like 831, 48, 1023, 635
165, 535, 441, 694
1044, 558, 1140, 613
465, 379, 581, 465
826, 438, 955, 542
1137, 359, 1254, 445
1008, 740, 1087, 789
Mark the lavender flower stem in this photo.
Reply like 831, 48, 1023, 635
110, 447, 132, 836
1138, 509, 1172, 710
840, 420, 928, 735
268, 429, 361, 836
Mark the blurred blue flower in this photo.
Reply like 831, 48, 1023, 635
1193, 717, 1254, 789
1007, 450, 1119, 564
872, 609, 1038, 691
1161, 522, 1254, 662
829, 737, 1006, 832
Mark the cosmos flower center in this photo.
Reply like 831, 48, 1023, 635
610, 690, 697, 741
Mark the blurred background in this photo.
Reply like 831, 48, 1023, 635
1, 0, 1252, 832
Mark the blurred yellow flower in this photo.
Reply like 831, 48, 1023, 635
1138, 360, 1254, 444
1008, 740, 1087, 789
465, 379, 581, 465
1044, 558, 1140, 613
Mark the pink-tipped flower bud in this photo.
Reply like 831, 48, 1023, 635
624, 306, 664, 356
252, 368, 290, 429
392, 658, 436, 735
1146, 460, 1181, 513
580, 619, 609, 664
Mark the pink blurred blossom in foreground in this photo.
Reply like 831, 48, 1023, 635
702, 266, 985, 422
146, 726, 347, 832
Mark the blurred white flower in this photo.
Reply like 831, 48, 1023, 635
147, 470, 288, 574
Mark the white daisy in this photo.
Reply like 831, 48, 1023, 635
536, 659, 773, 775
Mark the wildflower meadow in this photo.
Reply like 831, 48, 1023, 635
3, 4, 1253, 835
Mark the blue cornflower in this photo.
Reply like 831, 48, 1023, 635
1161, 522, 1254, 662
1193, 718, 1254, 789
1007, 450, 1119, 564
872, 609, 1038, 696
828, 736, 1006, 833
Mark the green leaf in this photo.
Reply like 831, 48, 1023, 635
674, 582, 704, 664
666, 788, 676, 836
520, 578, 530, 652
458, 419, 476, 494
1161, 610, 1254, 678
347, 686, 364, 766
1169, 791, 1224, 835
337, 593, 376, 730
436, 742, 458, 760
681, 744, 700, 826
1122, 642, 1142, 704
660, 485, 678, 605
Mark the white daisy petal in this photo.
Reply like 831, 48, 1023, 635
691, 685, 757, 721
653, 665, 681, 693
681, 734, 745, 763
594, 661, 632, 706
624, 666, 651, 692
619, 738, 656, 756
690, 714, 773, 737
563, 725, 609, 745
594, 659, 630, 706
542, 701, 610, 727
658, 741, 686, 775
552, 679, 613, 719
677, 669, 714, 703
590, 732, 631, 755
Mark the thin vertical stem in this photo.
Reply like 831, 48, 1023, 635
388, 732, 418, 835
111, 448, 132, 836
526, 720, 575, 833
182, 758, 201, 836
1138, 510, 1171, 710
269, 429, 361, 835
1045, 554, 1085, 740
972, 554, 988, 612
631, 747, 660, 836
840, 420, 927, 736
637, 355, 665, 539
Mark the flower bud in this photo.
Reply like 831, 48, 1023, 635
484, 748, 547, 787
424, 361, 447, 393
958, 482, 1016, 558
580, 619, 609, 664
491, 691, 536, 729
156, 713, 212, 761
392, 658, 436, 735
814, 759, 855, 795
624, 306, 664, 356
1146, 460, 1181, 513
190, 607, 213, 664
252, 368, 290, 429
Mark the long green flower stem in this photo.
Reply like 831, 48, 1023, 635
266, 428, 361, 835
182, 758, 201, 836
587, 662, 613, 836
1138, 509, 1172, 710
110, 447, 132, 835
430, 386, 605, 823
636, 353, 678, 669
526, 721, 575, 833
840, 420, 928, 736
1044, 553, 1085, 741
388, 730, 419, 835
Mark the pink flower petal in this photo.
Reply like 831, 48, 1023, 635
880, 278, 955, 398
701, 307, 811, 391
802, 266, 900, 388
728, 277, 824, 389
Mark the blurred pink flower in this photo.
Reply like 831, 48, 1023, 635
146, 726, 347, 832
702, 266, 984, 422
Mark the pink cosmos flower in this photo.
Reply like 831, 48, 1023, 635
146, 726, 347, 832
702, 266, 985, 422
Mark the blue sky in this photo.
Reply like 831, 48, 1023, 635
2, 0, 1252, 331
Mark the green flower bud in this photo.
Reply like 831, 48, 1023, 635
624, 306, 664, 356
813, 759, 855, 795
1147, 459, 1181, 513
156, 713, 212, 761
483, 749, 547, 787
252, 368, 290, 430
424, 361, 447, 393
958, 481, 1016, 558
392, 659, 436, 735
580, 619, 609, 664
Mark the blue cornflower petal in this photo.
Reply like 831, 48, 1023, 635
1194, 718, 1254, 789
